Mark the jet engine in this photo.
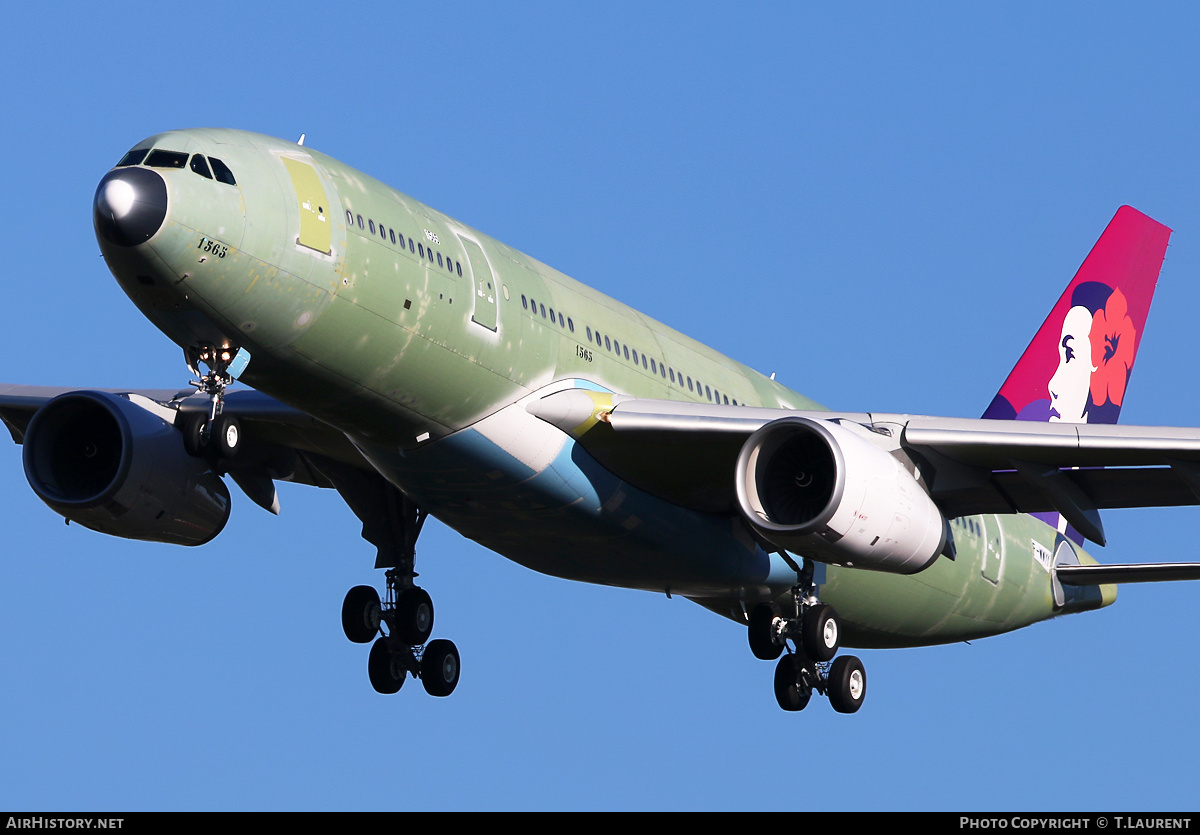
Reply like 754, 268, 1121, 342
735, 416, 945, 574
22, 391, 231, 546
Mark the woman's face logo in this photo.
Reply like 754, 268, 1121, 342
1048, 305, 1096, 422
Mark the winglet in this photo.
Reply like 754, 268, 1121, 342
982, 206, 1171, 426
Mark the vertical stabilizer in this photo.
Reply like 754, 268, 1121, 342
982, 206, 1171, 425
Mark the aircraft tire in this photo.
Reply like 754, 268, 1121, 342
802, 604, 840, 662
212, 414, 241, 459
180, 412, 208, 457
773, 654, 810, 712
828, 655, 866, 714
368, 638, 404, 694
395, 587, 434, 645
342, 585, 381, 644
748, 604, 783, 660
420, 639, 460, 697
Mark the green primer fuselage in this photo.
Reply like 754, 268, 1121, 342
101, 129, 1114, 650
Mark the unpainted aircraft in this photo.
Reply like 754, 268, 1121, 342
4, 129, 1199, 712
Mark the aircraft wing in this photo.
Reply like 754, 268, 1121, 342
527, 389, 1200, 549
0, 384, 370, 511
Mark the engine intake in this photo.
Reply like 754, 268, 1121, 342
23, 391, 231, 546
736, 416, 945, 574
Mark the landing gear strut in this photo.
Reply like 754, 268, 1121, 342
325, 466, 460, 698
748, 562, 866, 713
179, 344, 242, 461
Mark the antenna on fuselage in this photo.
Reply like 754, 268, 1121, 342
297, 133, 306, 146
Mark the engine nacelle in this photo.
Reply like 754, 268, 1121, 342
736, 416, 945, 574
22, 390, 231, 546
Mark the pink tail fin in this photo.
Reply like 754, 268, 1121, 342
982, 206, 1171, 425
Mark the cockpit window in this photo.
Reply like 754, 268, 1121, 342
116, 149, 148, 167
189, 154, 213, 179
145, 150, 189, 169
208, 157, 237, 186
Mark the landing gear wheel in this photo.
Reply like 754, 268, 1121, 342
420, 639, 460, 697
802, 603, 840, 662
180, 412, 208, 457
773, 654, 811, 712
211, 413, 241, 459
748, 604, 783, 660
367, 638, 405, 694
341, 585, 381, 644
395, 587, 434, 645
828, 655, 866, 714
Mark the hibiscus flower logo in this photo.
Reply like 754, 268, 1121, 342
1089, 286, 1136, 408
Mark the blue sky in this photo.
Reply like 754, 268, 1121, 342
2, 2, 1199, 811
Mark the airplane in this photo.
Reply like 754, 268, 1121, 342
5, 128, 1200, 714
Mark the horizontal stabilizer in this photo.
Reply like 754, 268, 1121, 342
1056, 562, 1200, 586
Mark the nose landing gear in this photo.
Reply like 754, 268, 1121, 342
179, 344, 243, 461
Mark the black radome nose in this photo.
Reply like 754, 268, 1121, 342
93, 167, 167, 247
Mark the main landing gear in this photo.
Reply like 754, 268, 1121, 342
748, 576, 866, 714
342, 571, 460, 697
326, 469, 460, 699
179, 344, 242, 462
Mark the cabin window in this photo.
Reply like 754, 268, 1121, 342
418, 243, 424, 258
631, 349, 638, 364
623, 345, 630, 360
687, 377, 694, 392
456, 261, 462, 276
389, 229, 396, 244
357, 214, 365, 229
568, 318, 575, 333
189, 155, 213, 179
398, 232, 405, 248
522, 295, 528, 310
705, 386, 712, 401
346, 210, 354, 227
369, 219, 376, 234
145, 149, 188, 168
549, 308, 556, 323
116, 149, 148, 167
586, 326, 592, 340
409, 239, 415, 253
540, 304, 546, 318
208, 157, 237, 185
437, 252, 444, 267
604, 336, 611, 351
